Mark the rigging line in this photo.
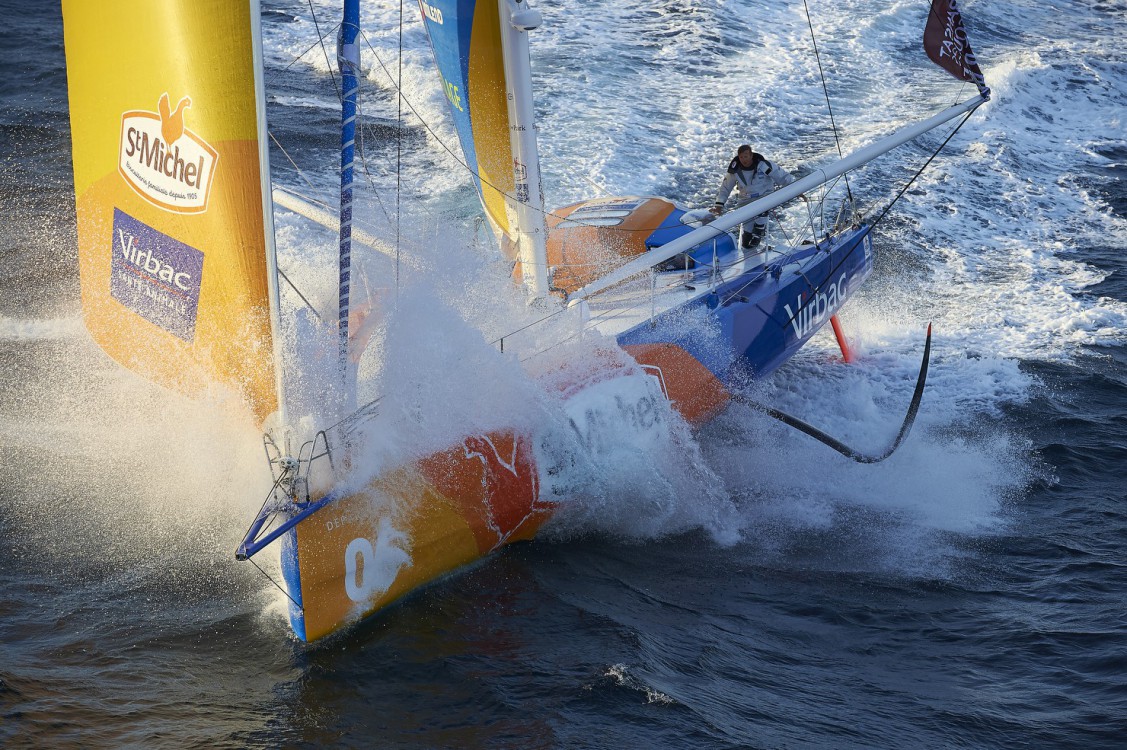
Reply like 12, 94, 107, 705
270, 129, 402, 289
528, 283, 677, 358
329, 272, 701, 429
579, 172, 613, 197
355, 123, 401, 224
498, 278, 673, 363
351, 85, 398, 230
517, 290, 669, 362
868, 112, 975, 231
349, 31, 438, 232
516, 321, 588, 363
280, 20, 341, 74
504, 253, 748, 347
271, 125, 397, 307
346, 53, 440, 233
799, 193, 831, 246
265, 133, 327, 319
802, 0, 854, 208
269, 131, 325, 199
244, 472, 290, 542
354, 123, 395, 228
278, 185, 334, 213
321, 394, 384, 436
719, 209, 856, 308
275, 122, 408, 257
780, 108, 979, 331
307, 0, 342, 103
248, 555, 303, 610
278, 267, 324, 321
720, 243, 810, 306
953, 79, 973, 109
799, 190, 822, 244
488, 303, 570, 347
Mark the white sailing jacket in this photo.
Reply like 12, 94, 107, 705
713, 153, 795, 208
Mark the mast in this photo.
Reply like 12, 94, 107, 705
498, 0, 550, 297
337, 0, 361, 415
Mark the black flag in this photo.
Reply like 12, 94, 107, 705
924, 0, 990, 98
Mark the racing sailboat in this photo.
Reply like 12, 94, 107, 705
61, 0, 990, 641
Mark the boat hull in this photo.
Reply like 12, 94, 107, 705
279, 358, 729, 642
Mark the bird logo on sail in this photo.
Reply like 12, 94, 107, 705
158, 94, 191, 145
118, 92, 219, 213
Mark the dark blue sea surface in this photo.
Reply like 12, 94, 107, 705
2, 1, 1125, 748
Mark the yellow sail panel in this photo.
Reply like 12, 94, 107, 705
467, 0, 516, 246
62, 0, 277, 424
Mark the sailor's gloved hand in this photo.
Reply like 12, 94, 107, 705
709, 203, 724, 216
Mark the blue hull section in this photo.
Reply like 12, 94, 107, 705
618, 225, 873, 385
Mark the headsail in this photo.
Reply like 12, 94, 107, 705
416, 0, 549, 292
417, 0, 514, 239
924, 0, 991, 98
62, 0, 281, 425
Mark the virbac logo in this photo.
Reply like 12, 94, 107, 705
118, 93, 219, 214
110, 208, 205, 343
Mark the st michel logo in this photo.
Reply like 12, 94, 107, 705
119, 93, 219, 213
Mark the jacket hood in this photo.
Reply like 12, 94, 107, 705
727, 152, 769, 174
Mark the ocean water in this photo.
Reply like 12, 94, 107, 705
2, 0, 1126, 747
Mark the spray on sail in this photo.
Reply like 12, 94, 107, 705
62, 0, 280, 425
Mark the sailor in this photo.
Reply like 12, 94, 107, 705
708, 144, 798, 250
